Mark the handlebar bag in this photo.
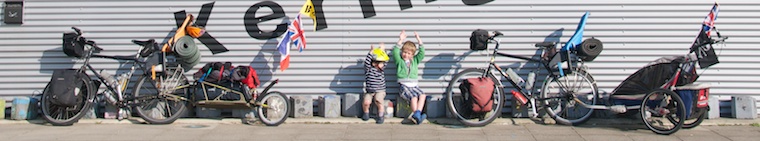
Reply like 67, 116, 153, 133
62, 32, 86, 58
469, 29, 489, 50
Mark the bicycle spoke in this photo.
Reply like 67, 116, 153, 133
54, 107, 64, 120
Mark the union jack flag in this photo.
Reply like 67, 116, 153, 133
702, 3, 719, 36
289, 14, 307, 52
691, 3, 721, 69
277, 28, 292, 72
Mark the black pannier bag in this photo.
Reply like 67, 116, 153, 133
469, 29, 489, 50
62, 32, 86, 58
46, 69, 85, 106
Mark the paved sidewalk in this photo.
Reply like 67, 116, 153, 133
0, 118, 759, 141
2, 116, 759, 126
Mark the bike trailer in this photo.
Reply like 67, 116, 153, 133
675, 83, 711, 119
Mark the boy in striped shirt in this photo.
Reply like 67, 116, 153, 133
362, 43, 389, 124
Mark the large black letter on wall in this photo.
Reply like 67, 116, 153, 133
359, 0, 376, 18
244, 1, 287, 40
399, 0, 412, 10
361, 0, 436, 18
312, 0, 328, 31
174, 2, 229, 54
462, 0, 493, 6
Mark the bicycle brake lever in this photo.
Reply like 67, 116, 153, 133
493, 31, 504, 37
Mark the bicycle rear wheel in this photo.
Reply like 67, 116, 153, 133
133, 74, 189, 124
681, 108, 707, 129
445, 68, 503, 127
40, 76, 94, 126
256, 91, 290, 126
541, 70, 598, 125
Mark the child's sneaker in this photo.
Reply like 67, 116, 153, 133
417, 113, 427, 125
361, 113, 370, 121
411, 111, 421, 124
409, 114, 419, 124
376, 117, 384, 124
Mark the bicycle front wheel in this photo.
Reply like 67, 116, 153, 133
445, 68, 503, 127
256, 91, 290, 126
541, 70, 598, 125
40, 76, 95, 126
133, 75, 189, 124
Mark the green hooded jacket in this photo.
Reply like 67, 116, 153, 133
392, 44, 425, 82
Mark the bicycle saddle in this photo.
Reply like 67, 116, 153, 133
535, 42, 556, 48
131, 39, 155, 46
132, 39, 158, 57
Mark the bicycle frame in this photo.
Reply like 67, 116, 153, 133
78, 41, 173, 107
484, 37, 583, 98
72, 21, 199, 107
479, 34, 591, 118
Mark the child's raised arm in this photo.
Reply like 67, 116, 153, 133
397, 30, 407, 46
414, 31, 423, 45
414, 31, 425, 62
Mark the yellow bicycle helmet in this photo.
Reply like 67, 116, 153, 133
370, 48, 389, 62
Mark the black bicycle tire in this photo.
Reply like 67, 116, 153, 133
541, 70, 598, 126
133, 75, 188, 124
641, 89, 686, 135
40, 75, 94, 126
256, 91, 290, 126
682, 108, 707, 129
445, 68, 503, 127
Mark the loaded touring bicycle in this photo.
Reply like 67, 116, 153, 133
447, 4, 723, 135
42, 14, 290, 126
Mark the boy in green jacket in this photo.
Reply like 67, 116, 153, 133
392, 30, 426, 124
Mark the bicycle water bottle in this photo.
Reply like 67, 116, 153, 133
506, 68, 524, 86
98, 70, 119, 88
526, 71, 536, 91
99, 70, 120, 104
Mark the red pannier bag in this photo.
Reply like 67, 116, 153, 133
460, 77, 495, 113
233, 66, 259, 89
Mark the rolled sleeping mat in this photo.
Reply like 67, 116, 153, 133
173, 36, 201, 71
578, 37, 603, 62
180, 52, 201, 71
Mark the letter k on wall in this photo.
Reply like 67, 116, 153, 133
174, 2, 229, 54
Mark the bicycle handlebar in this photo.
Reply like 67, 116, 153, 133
71, 27, 82, 35
71, 27, 104, 52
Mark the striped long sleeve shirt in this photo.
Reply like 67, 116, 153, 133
364, 53, 386, 93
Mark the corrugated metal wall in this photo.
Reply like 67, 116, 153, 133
2, 0, 759, 115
